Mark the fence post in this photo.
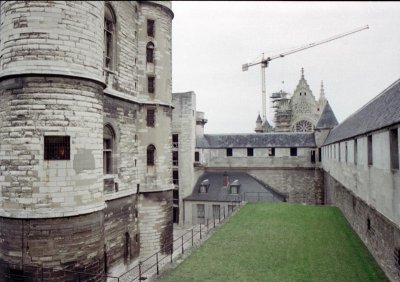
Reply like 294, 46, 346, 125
181, 235, 184, 254
219, 212, 220, 223
213, 217, 215, 228
207, 218, 209, 231
200, 224, 202, 239
41, 267, 44, 282
191, 229, 194, 246
224, 207, 226, 219
138, 261, 142, 281
156, 252, 159, 275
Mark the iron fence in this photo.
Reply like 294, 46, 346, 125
0, 201, 242, 282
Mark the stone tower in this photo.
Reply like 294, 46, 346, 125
0, 1, 173, 279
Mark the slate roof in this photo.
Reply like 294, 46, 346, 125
196, 132, 316, 148
324, 78, 400, 145
315, 102, 338, 129
184, 171, 285, 202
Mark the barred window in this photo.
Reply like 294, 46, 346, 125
147, 108, 155, 127
146, 42, 154, 63
44, 136, 70, 160
147, 144, 156, 166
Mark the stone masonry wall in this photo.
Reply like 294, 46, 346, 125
138, 191, 173, 258
0, 212, 104, 282
325, 172, 400, 282
248, 168, 324, 204
104, 195, 140, 277
0, 1, 104, 83
0, 76, 104, 218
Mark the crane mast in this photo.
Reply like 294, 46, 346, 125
243, 25, 369, 125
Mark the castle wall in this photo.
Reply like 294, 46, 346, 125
0, 76, 105, 218
0, 1, 104, 83
138, 191, 173, 257
324, 172, 400, 282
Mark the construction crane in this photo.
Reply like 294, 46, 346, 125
242, 25, 369, 125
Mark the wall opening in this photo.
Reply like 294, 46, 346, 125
368, 135, 373, 166
390, 129, 399, 170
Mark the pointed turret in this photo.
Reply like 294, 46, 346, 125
318, 81, 327, 110
255, 114, 263, 133
316, 102, 338, 129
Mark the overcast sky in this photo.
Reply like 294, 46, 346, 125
171, 1, 400, 134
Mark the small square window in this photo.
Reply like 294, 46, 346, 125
247, 148, 254, 157
268, 148, 275, 157
290, 147, 297, 157
44, 136, 70, 160
226, 148, 232, 157
147, 19, 155, 37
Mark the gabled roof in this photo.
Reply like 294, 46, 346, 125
323, 78, 400, 145
184, 171, 285, 202
315, 102, 338, 129
196, 132, 316, 148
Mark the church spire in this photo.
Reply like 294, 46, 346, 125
301, 67, 304, 79
320, 80, 326, 98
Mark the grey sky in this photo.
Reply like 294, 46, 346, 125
172, 1, 400, 134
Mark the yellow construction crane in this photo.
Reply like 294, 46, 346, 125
242, 25, 369, 124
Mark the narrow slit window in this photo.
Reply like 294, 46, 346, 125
290, 147, 297, 157
195, 152, 200, 162
103, 125, 115, 174
44, 136, 70, 160
146, 42, 154, 63
147, 19, 155, 37
390, 129, 399, 170
354, 139, 358, 165
368, 135, 373, 166
148, 76, 155, 94
147, 144, 156, 166
268, 147, 275, 157
247, 148, 254, 157
226, 148, 233, 157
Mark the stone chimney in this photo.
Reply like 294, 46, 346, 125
223, 171, 229, 187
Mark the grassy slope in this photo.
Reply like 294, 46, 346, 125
162, 203, 387, 282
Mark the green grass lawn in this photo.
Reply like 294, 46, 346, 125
162, 203, 387, 282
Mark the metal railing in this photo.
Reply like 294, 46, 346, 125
0, 201, 243, 282
119, 199, 242, 281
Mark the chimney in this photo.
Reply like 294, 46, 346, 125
223, 171, 229, 187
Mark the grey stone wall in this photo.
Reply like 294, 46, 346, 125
0, 212, 105, 281
0, 76, 104, 218
325, 172, 399, 281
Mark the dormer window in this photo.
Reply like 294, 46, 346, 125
199, 179, 209, 194
229, 179, 240, 194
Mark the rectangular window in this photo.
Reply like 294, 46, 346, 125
212, 205, 220, 220
104, 19, 113, 69
226, 148, 232, 157
268, 147, 275, 157
354, 139, 358, 165
368, 135, 373, 166
172, 170, 179, 186
195, 152, 200, 162
147, 108, 155, 127
148, 76, 155, 94
345, 142, 348, 163
44, 136, 70, 160
311, 150, 316, 163
197, 204, 205, 224
147, 19, 155, 37
390, 129, 399, 170
290, 147, 297, 157
172, 134, 179, 148
247, 148, 254, 157
172, 151, 178, 166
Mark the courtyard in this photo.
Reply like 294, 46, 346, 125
161, 203, 387, 282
